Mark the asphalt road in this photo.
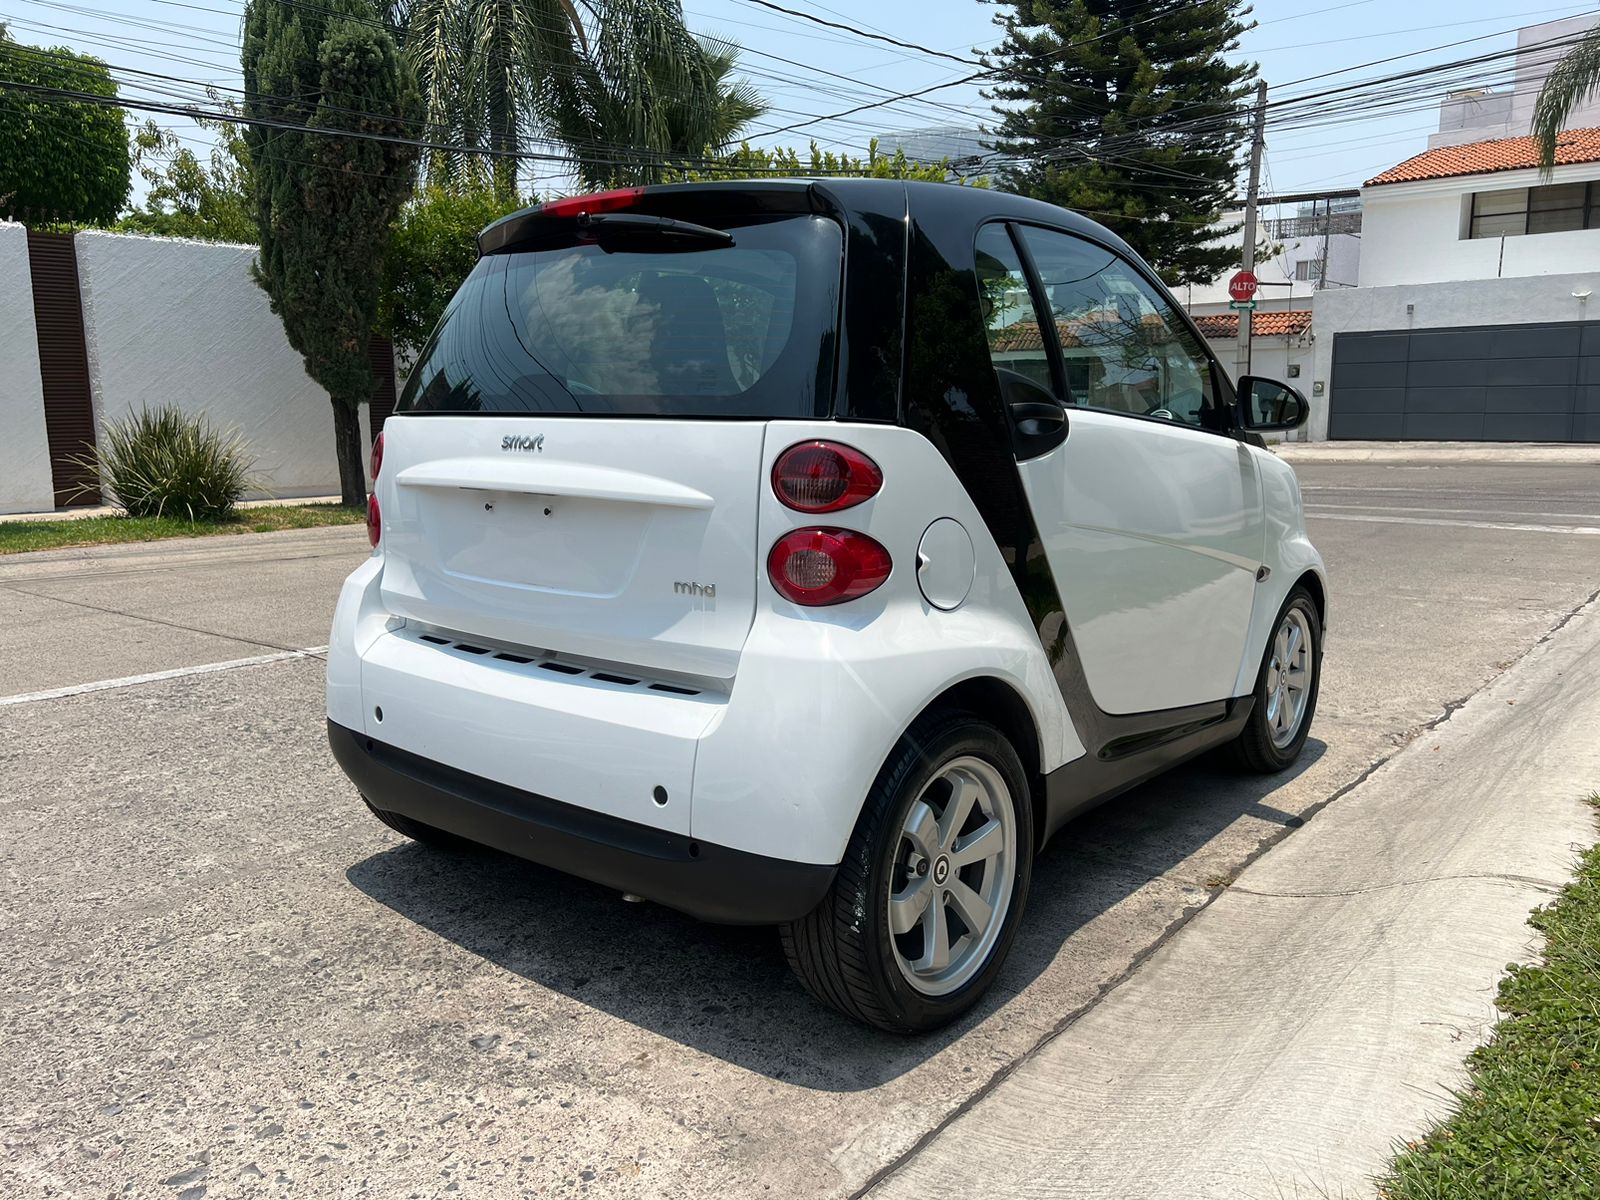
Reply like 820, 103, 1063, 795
2, 462, 1598, 1198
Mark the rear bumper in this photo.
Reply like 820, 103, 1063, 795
328, 720, 836, 925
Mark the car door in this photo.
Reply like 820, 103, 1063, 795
975, 222, 1265, 716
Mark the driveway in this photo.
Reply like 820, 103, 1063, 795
1, 463, 1597, 1197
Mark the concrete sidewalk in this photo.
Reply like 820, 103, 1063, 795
868, 599, 1600, 1200
1277, 440, 1600, 464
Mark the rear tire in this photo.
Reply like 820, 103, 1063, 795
781, 712, 1033, 1034
363, 799, 465, 849
1230, 585, 1322, 773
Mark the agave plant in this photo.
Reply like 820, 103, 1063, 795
69, 406, 256, 521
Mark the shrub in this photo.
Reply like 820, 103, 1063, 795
72, 406, 256, 520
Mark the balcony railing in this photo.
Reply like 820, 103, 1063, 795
1261, 211, 1362, 239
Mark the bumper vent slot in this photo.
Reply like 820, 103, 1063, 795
410, 627, 705, 698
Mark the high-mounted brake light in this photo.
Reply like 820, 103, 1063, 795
540, 187, 646, 219
370, 430, 384, 482
772, 441, 883, 513
767, 528, 892, 606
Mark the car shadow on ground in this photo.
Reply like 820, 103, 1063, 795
345, 739, 1325, 1091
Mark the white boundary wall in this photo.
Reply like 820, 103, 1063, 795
0, 223, 56, 513
75, 231, 370, 503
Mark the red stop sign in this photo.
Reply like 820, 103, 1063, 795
1228, 270, 1258, 302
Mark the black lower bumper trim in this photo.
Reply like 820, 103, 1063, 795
327, 721, 836, 925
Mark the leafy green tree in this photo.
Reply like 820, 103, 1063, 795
0, 39, 131, 225
379, 184, 519, 359
983, 0, 1256, 285
118, 103, 255, 242
243, 0, 423, 506
669, 138, 968, 183
1534, 29, 1600, 169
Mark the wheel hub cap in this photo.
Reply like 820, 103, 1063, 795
886, 757, 1018, 997
1267, 608, 1314, 749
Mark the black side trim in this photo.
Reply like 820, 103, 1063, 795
328, 722, 836, 926
1043, 697, 1255, 839
899, 192, 1261, 840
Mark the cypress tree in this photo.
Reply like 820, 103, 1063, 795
242, 0, 422, 506
984, 0, 1256, 285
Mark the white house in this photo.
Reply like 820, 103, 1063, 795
1311, 129, 1600, 442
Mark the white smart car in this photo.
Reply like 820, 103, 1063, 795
327, 180, 1325, 1033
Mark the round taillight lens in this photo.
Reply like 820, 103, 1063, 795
771, 441, 882, 513
370, 430, 385, 481
366, 494, 381, 548
767, 528, 891, 606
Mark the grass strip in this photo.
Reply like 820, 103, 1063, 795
0, 504, 365, 555
1381, 797, 1600, 1199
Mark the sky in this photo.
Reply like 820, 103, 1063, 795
4, 0, 1599, 205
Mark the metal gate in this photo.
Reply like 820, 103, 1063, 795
27, 231, 100, 505
1328, 320, 1600, 442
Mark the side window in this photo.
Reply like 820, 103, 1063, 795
1013, 226, 1220, 430
974, 224, 1055, 395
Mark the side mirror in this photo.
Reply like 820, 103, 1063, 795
1238, 375, 1310, 432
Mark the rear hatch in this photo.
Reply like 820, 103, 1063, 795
376, 188, 844, 680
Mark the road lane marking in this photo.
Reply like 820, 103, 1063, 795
0, 646, 328, 707
1307, 510, 1600, 536
1312, 502, 1600, 521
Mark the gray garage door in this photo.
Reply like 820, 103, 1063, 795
1329, 320, 1600, 441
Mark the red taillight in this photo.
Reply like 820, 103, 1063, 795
540, 187, 646, 218
772, 441, 882, 513
767, 528, 891, 606
367, 494, 381, 548
370, 430, 384, 481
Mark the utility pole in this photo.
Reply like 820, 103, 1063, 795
1236, 79, 1268, 382
1317, 196, 1333, 289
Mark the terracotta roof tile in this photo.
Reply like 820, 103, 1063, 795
1366, 128, 1600, 186
1191, 310, 1312, 339
988, 310, 1172, 353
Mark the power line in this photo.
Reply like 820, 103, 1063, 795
730, 0, 978, 66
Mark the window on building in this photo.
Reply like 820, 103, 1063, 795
1294, 260, 1323, 281
1467, 181, 1600, 238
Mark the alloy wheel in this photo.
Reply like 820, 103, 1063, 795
1265, 607, 1314, 748
886, 756, 1018, 997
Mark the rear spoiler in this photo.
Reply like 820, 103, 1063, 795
477, 180, 844, 257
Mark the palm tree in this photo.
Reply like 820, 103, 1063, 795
543, 10, 768, 187
683, 36, 768, 152
392, 0, 764, 194
398, 0, 588, 195
1533, 26, 1600, 168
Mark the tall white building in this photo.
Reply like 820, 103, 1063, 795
1430, 16, 1600, 150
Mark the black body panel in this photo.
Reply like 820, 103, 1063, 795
329, 722, 837, 925
897, 182, 1255, 840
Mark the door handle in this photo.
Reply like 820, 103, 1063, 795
1010, 400, 1068, 429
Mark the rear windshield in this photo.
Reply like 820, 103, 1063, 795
396, 213, 842, 418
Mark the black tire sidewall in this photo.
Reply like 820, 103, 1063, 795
1249, 588, 1323, 768
859, 717, 1034, 1031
